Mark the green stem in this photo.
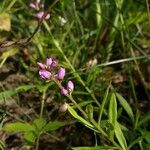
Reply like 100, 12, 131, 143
35, 136, 40, 150
43, 21, 100, 107
40, 90, 46, 118
53, 78, 87, 118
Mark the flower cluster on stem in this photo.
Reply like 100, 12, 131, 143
30, 0, 50, 20
37, 57, 74, 96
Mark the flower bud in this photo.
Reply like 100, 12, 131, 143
67, 80, 74, 92
46, 58, 53, 67
57, 67, 66, 80
37, 62, 45, 70
59, 103, 68, 112
39, 70, 51, 80
30, 3, 36, 9
36, 11, 50, 20
60, 87, 68, 96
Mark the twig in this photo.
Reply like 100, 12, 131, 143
0, 0, 60, 50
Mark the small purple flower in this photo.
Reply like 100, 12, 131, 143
57, 67, 66, 80
46, 58, 53, 67
50, 60, 57, 70
61, 87, 68, 96
67, 80, 74, 92
36, 11, 50, 20
39, 70, 51, 80
37, 62, 46, 70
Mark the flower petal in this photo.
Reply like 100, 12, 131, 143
60, 87, 68, 96
39, 70, 51, 80
57, 67, 66, 80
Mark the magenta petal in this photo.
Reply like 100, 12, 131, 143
50, 60, 57, 70
37, 62, 45, 70
57, 67, 65, 80
39, 70, 51, 80
60, 87, 68, 96
46, 58, 53, 67
67, 80, 74, 92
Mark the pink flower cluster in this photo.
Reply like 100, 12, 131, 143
30, 0, 50, 20
37, 57, 74, 96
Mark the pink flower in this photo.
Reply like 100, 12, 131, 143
60, 87, 68, 96
67, 80, 74, 92
37, 62, 46, 70
50, 60, 57, 70
39, 70, 51, 80
36, 11, 50, 20
56, 67, 66, 80
46, 58, 53, 66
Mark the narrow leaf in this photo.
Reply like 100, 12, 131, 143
72, 146, 115, 150
68, 105, 94, 128
0, 90, 17, 100
44, 121, 66, 132
115, 122, 127, 150
116, 93, 134, 123
137, 112, 150, 127
109, 93, 117, 126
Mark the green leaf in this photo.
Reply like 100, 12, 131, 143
24, 131, 37, 145
116, 93, 134, 123
137, 112, 150, 127
98, 84, 110, 124
0, 90, 17, 100
109, 93, 117, 126
33, 118, 47, 133
86, 104, 93, 121
115, 122, 127, 150
68, 105, 94, 128
16, 85, 35, 92
44, 121, 66, 132
3, 122, 34, 132
143, 132, 150, 144
71, 146, 115, 150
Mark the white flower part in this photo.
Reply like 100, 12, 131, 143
30, 3, 36, 9
59, 16, 67, 26
36, 11, 44, 19
36, 11, 50, 20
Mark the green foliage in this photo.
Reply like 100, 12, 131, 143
72, 146, 116, 150
116, 93, 134, 123
3, 118, 67, 146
